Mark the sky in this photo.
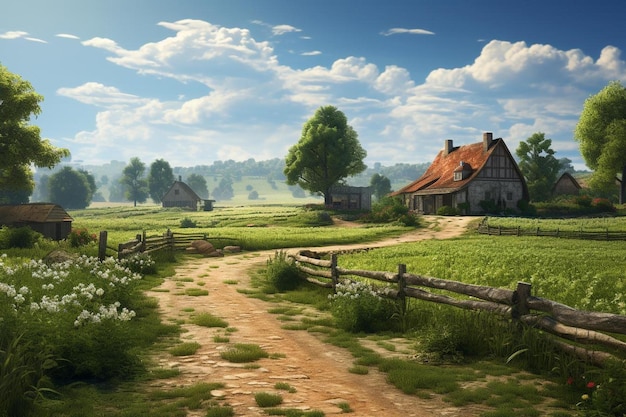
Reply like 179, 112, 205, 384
1, 0, 625, 172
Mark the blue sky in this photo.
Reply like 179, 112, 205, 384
2, 0, 625, 171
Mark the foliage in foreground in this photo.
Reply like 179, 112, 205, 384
0, 252, 177, 416
265, 250, 305, 291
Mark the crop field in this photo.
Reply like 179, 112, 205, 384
337, 233, 626, 315
482, 215, 626, 232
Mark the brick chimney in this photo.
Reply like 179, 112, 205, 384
444, 139, 454, 156
483, 132, 493, 152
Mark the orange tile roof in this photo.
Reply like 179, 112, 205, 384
393, 138, 503, 195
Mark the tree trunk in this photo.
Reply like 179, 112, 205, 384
619, 164, 626, 204
324, 188, 332, 207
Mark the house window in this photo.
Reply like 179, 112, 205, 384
507, 192, 513, 201
484, 191, 491, 200
175, 189, 180, 195
454, 171, 463, 181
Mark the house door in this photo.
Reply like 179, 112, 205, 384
423, 196, 434, 214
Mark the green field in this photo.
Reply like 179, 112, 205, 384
2, 207, 625, 417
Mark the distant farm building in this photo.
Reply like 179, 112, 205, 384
329, 185, 372, 210
392, 132, 529, 214
552, 172, 582, 196
0, 203, 73, 240
162, 178, 214, 211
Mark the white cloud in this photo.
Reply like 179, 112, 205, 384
56, 33, 80, 40
0, 30, 28, 39
272, 24, 301, 36
381, 28, 435, 36
301, 50, 322, 56
62, 19, 626, 169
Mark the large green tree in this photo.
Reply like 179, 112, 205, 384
370, 173, 392, 201
186, 173, 209, 199
121, 157, 148, 207
284, 106, 367, 205
515, 132, 560, 202
574, 81, 626, 203
48, 166, 94, 209
0, 65, 70, 198
148, 159, 174, 203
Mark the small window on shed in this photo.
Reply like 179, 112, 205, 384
506, 192, 513, 201
484, 191, 491, 200
175, 189, 180, 195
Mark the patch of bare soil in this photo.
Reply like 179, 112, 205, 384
147, 216, 484, 416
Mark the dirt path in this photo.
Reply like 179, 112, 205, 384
147, 216, 481, 416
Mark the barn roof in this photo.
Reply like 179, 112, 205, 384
393, 137, 506, 196
0, 203, 73, 224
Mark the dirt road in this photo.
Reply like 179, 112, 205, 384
148, 216, 481, 416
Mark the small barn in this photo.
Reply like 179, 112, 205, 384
329, 185, 372, 210
0, 203, 73, 241
392, 132, 529, 214
552, 173, 581, 196
162, 179, 202, 210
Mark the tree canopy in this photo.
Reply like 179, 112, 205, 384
148, 159, 174, 203
48, 166, 95, 209
574, 81, 626, 203
284, 106, 366, 205
121, 157, 148, 207
515, 132, 560, 202
186, 173, 209, 199
370, 173, 392, 201
0, 64, 70, 197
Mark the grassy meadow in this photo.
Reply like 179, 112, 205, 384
1, 205, 625, 417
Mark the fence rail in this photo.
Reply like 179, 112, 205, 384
289, 251, 626, 367
477, 221, 626, 241
98, 230, 237, 260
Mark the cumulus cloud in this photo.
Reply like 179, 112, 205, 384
62, 19, 626, 169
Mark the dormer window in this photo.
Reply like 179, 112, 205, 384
454, 161, 472, 181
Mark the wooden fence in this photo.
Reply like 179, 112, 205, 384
477, 220, 626, 241
97, 230, 237, 260
289, 250, 626, 367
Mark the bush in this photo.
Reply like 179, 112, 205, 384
265, 251, 303, 291
591, 198, 615, 213
0, 226, 43, 249
329, 280, 396, 333
365, 197, 419, 226
180, 217, 197, 228
68, 228, 97, 247
574, 194, 593, 207
436, 205, 459, 216
121, 253, 157, 275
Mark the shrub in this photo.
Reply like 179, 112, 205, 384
574, 194, 593, 207
254, 392, 283, 407
365, 197, 419, 226
180, 217, 197, 228
0, 226, 43, 249
220, 343, 268, 363
329, 280, 396, 333
436, 205, 459, 216
265, 251, 303, 291
68, 228, 97, 247
591, 198, 615, 213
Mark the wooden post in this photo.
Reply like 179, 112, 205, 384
330, 253, 339, 291
512, 281, 532, 319
517, 226, 520, 236
98, 231, 108, 261
397, 264, 407, 317
142, 230, 147, 252
117, 243, 124, 260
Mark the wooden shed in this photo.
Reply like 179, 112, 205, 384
161, 180, 202, 210
0, 203, 73, 241
329, 185, 372, 210
552, 172, 581, 196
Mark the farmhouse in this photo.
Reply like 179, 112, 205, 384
552, 172, 581, 196
0, 203, 73, 240
161, 179, 203, 210
392, 132, 529, 214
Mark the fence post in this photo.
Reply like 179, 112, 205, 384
98, 231, 108, 261
512, 281, 531, 319
117, 243, 124, 260
330, 253, 339, 291
142, 230, 147, 252
397, 264, 407, 317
